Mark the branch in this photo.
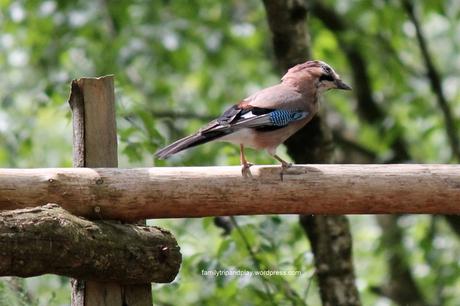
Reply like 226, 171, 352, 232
401, 0, 460, 161
370, 215, 430, 306
311, 1, 411, 162
332, 130, 378, 161
4, 277, 34, 305
229, 217, 277, 305
443, 215, 460, 237
300, 215, 361, 306
229, 216, 307, 305
0, 204, 181, 284
310, 1, 383, 122
139, 110, 214, 122
400, 0, 460, 249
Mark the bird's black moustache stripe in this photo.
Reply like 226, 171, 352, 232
319, 74, 334, 82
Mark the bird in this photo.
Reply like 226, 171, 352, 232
155, 60, 351, 178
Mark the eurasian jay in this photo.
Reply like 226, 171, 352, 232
155, 60, 351, 177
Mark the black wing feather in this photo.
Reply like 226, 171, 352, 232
155, 104, 305, 159
217, 105, 274, 125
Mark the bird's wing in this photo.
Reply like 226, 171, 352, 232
200, 104, 308, 134
155, 85, 310, 159
155, 105, 308, 159
199, 84, 310, 134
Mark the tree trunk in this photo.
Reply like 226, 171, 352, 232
308, 4, 436, 304
262, 0, 361, 305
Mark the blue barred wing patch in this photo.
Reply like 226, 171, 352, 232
268, 110, 308, 126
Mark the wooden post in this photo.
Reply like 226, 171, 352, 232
68, 76, 152, 306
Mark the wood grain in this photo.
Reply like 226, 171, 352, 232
0, 164, 458, 219
77, 77, 118, 167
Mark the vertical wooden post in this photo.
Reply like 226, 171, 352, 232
68, 76, 152, 306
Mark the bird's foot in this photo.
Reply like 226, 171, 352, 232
241, 162, 253, 178
279, 161, 292, 181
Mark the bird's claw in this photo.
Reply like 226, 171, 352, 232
279, 162, 292, 181
241, 162, 253, 178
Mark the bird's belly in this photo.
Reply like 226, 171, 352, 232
218, 121, 306, 151
252, 125, 299, 148
252, 118, 310, 152
218, 128, 260, 148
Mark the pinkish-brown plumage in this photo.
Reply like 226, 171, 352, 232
155, 60, 351, 175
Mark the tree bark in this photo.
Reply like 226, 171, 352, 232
262, 1, 361, 305
300, 215, 361, 306
262, 0, 311, 70
0, 204, 181, 284
0, 165, 459, 218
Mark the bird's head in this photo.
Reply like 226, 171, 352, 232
282, 60, 352, 93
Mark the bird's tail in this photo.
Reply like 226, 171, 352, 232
155, 130, 227, 159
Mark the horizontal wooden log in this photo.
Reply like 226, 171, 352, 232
0, 165, 459, 220
0, 204, 181, 283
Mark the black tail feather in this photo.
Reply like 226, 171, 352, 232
155, 130, 228, 159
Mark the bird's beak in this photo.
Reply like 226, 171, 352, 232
335, 79, 352, 90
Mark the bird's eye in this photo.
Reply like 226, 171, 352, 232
322, 65, 332, 74
319, 74, 334, 82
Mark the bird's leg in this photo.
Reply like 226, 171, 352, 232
240, 144, 253, 178
274, 154, 292, 181
274, 154, 292, 168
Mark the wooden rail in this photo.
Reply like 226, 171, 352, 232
0, 164, 459, 220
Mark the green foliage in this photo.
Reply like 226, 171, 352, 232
0, 0, 460, 305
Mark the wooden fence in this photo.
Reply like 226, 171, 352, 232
0, 76, 459, 305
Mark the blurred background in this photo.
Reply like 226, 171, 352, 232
0, 0, 459, 305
